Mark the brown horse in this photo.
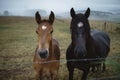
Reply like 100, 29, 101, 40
33, 11, 60, 80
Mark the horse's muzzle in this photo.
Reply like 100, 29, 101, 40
74, 47, 87, 58
37, 49, 49, 59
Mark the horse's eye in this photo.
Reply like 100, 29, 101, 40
50, 30, 53, 34
36, 30, 38, 34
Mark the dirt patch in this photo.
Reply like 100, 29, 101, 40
0, 67, 35, 80
0, 68, 27, 77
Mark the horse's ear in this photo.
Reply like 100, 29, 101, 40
35, 11, 41, 24
49, 11, 55, 25
70, 8, 76, 18
84, 8, 90, 18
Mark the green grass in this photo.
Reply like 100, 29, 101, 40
0, 16, 120, 80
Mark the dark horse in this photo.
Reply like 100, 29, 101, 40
33, 11, 60, 80
66, 8, 110, 80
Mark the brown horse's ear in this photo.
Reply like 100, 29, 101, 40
84, 8, 90, 18
35, 11, 41, 24
70, 8, 76, 18
49, 11, 55, 25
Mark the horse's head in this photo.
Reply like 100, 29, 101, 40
70, 8, 91, 58
35, 11, 54, 59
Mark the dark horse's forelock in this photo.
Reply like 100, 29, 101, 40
66, 7, 110, 80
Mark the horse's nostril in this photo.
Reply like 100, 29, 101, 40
38, 49, 48, 59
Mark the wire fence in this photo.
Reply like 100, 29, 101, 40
0, 56, 120, 80
0, 56, 120, 66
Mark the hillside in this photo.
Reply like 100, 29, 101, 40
57, 10, 120, 23
1, 9, 120, 23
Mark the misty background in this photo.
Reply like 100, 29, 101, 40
0, 0, 120, 22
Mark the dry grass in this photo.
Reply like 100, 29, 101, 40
0, 16, 120, 80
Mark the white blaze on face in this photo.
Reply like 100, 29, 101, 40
78, 22, 83, 28
42, 25, 47, 30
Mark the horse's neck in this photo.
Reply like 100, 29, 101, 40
49, 39, 60, 60
49, 39, 53, 56
86, 35, 97, 58
49, 38, 57, 54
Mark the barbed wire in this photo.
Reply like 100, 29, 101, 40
0, 56, 120, 66
0, 56, 120, 80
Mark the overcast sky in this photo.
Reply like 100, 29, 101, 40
0, 0, 120, 14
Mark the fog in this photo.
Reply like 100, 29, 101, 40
0, 0, 120, 16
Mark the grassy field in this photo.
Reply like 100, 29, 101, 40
0, 16, 120, 80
